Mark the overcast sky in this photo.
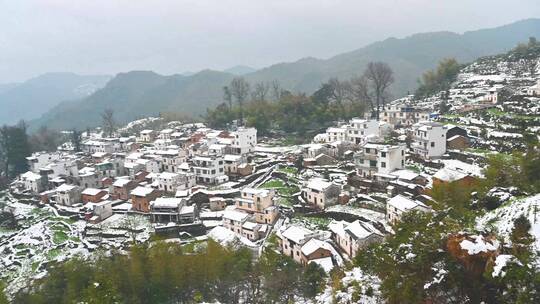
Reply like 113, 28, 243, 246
1, 0, 539, 83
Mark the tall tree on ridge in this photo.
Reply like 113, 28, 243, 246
364, 62, 394, 120
230, 77, 250, 124
101, 109, 116, 137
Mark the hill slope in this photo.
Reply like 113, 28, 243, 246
245, 18, 540, 95
0, 73, 111, 125
32, 18, 540, 131
30, 70, 234, 131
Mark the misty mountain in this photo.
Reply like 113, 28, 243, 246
30, 70, 234, 131
30, 18, 540, 131
0, 73, 111, 125
244, 18, 540, 95
224, 65, 257, 75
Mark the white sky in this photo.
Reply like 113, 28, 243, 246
0, 0, 539, 83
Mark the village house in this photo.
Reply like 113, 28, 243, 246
347, 118, 379, 144
447, 135, 470, 150
329, 220, 384, 258
412, 122, 448, 159
149, 197, 197, 223
83, 200, 114, 223
26, 152, 62, 173
325, 126, 348, 143
222, 209, 250, 234
526, 80, 540, 96
20, 171, 44, 194
81, 188, 108, 203
191, 155, 227, 185
381, 105, 430, 127
156, 171, 195, 193
223, 154, 245, 176
277, 225, 331, 265
209, 197, 227, 211
432, 167, 477, 188
156, 149, 185, 173
230, 127, 257, 155
299, 238, 334, 267
138, 129, 156, 143
235, 188, 279, 224
302, 178, 341, 209
55, 184, 81, 206
158, 129, 174, 140
386, 195, 432, 225
131, 186, 160, 213
354, 143, 406, 178
112, 178, 137, 200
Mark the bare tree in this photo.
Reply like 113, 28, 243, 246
229, 77, 250, 123
364, 62, 394, 120
350, 76, 374, 113
251, 82, 270, 102
271, 80, 283, 101
101, 108, 116, 137
223, 86, 233, 109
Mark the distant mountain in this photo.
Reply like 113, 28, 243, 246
30, 70, 235, 131
0, 73, 111, 125
31, 18, 540, 131
244, 18, 540, 95
223, 65, 257, 75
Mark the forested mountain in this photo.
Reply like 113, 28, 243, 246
30, 70, 234, 131
30, 18, 540, 131
0, 73, 110, 125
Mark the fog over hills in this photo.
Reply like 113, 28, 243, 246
0, 73, 111, 125
26, 18, 540, 131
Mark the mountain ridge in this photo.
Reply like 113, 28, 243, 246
29, 18, 540, 131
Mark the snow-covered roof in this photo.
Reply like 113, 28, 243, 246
242, 187, 271, 197
131, 186, 155, 197
390, 169, 420, 181
309, 256, 334, 272
305, 178, 334, 192
81, 188, 104, 196
151, 197, 183, 209
113, 178, 132, 187
222, 210, 249, 222
281, 225, 314, 244
387, 195, 429, 212
56, 184, 77, 192
158, 172, 179, 179
21, 171, 42, 181
301, 238, 333, 256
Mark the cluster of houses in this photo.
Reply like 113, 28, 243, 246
18, 126, 260, 228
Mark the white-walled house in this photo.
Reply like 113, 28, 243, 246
235, 188, 279, 224
191, 155, 227, 184
347, 118, 379, 144
381, 105, 430, 127
354, 143, 405, 178
156, 172, 195, 193
325, 126, 348, 142
329, 220, 384, 258
20, 171, 44, 194
230, 127, 257, 155
26, 152, 62, 173
412, 122, 448, 159
138, 130, 156, 142
301, 178, 341, 209
55, 184, 81, 206
386, 195, 432, 225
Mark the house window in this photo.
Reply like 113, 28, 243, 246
431, 142, 435, 147
381, 162, 386, 168
381, 152, 386, 157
